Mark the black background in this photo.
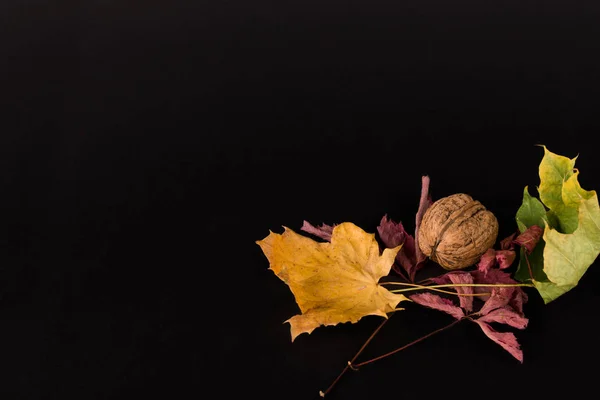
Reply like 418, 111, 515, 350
2, 1, 600, 399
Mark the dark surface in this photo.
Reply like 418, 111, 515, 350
2, 1, 600, 399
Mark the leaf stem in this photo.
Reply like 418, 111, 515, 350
387, 282, 533, 294
351, 317, 463, 368
381, 282, 489, 297
319, 317, 391, 397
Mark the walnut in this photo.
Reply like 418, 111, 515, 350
417, 193, 498, 270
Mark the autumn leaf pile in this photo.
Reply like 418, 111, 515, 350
256, 146, 600, 394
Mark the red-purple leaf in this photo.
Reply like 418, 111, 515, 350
429, 274, 451, 285
448, 272, 474, 312
475, 320, 524, 363
513, 225, 543, 254
477, 249, 515, 273
377, 215, 408, 248
410, 293, 464, 320
500, 233, 517, 250
509, 289, 528, 316
400, 236, 418, 277
377, 215, 418, 277
477, 249, 497, 275
470, 269, 529, 314
495, 250, 516, 269
479, 287, 514, 316
301, 221, 334, 241
478, 307, 528, 330
471, 268, 516, 286
414, 175, 432, 264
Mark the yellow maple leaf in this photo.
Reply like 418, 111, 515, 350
257, 222, 408, 341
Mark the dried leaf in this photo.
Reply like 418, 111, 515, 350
470, 269, 528, 315
508, 288, 528, 316
479, 287, 514, 316
414, 175, 433, 264
410, 293, 464, 320
448, 272, 474, 312
477, 249, 497, 275
500, 233, 517, 250
495, 250, 516, 269
513, 225, 543, 254
475, 321, 524, 363
301, 221, 334, 241
478, 307, 528, 329
379, 176, 432, 281
377, 215, 407, 248
257, 222, 408, 341
377, 215, 417, 276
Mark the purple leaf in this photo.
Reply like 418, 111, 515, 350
479, 287, 514, 316
429, 270, 468, 285
478, 307, 528, 330
509, 289, 528, 316
399, 235, 417, 276
477, 248, 497, 275
500, 233, 517, 250
377, 215, 408, 248
471, 268, 516, 286
429, 274, 451, 285
301, 221, 334, 241
495, 250, 516, 269
448, 272, 474, 312
475, 321, 524, 363
377, 215, 418, 278
410, 293, 464, 320
414, 175, 432, 264
471, 269, 528, 314
513, 225, 543, 254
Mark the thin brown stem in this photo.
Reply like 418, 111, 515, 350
319, 316, 391, 397
352, 318, 463, 368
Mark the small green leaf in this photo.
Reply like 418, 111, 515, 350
516, 186, 548, 233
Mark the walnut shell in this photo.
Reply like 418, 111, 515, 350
418, 193, 498, 270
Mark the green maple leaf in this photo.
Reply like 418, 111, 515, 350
515, 146, 600, 303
